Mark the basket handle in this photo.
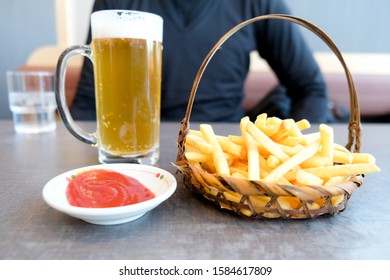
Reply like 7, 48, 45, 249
179, 14, 361, 154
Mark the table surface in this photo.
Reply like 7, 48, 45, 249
0, 120, 389, 260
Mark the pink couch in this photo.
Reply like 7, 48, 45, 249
244, 71, 390, 120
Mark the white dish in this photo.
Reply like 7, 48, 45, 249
42, 164, 177, 225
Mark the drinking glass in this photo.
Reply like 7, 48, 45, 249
7, 71, 57, 133
55, 10, 163, 164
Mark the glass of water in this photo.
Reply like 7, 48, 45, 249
6, 71, 57, 133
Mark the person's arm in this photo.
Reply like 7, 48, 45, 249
253, 0, 330, 123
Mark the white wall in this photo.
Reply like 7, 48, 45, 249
285, 0, 390, 53
0, 0, 56, 119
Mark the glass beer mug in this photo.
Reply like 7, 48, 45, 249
55, 10, 163, 165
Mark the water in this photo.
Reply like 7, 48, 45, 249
9, 91, 57, 133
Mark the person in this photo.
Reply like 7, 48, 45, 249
71, 0, 331, 123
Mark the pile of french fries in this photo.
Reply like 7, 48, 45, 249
184, 114, 380, 188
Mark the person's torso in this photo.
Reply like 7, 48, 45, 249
100, 0, 264, 121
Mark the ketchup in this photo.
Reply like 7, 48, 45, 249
66, 169, 155, 208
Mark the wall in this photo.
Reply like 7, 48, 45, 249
285, 0, 390, 53
0, 0, 56, 119
1, 0, 389, 119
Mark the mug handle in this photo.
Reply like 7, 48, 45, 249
55, 45, 97, 145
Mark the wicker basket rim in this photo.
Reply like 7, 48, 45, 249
175, 14, 363, 219
177, 14, 361, 155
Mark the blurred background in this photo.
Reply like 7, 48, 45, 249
1, 0, 389, 120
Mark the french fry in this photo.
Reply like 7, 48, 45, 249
259, 153, 271, 179
279, 143, 304, 156
240, 117, 260, 180
352, 153, 376, 164
227, 152, 239, 166
264, 117, 282, 137
264, 124, 280, 137
324, 176, 349, 186
271, 119, 292, 142
296, 169, 324, 186
217, 135, 244, 158
185, 151, 212, 162
304, 163, 381, 178
188, 129, 202, 137
227, 135, 245, 146
263, 141, 320, 183
284, 169, 298, 182
186, 133, 214, 154
187, 160, 203, 171
230, 160, 248, 171
333, 149, 353, 164
201, 160, 216, 174
185, 115, 379, 190
254, 113, 267, 131
277, 176, 293, 186
200, 124, 230, 176
250, 195, 271, 212
296, 119, 311, 131
300, 155, 332, 169
287, 118, 303, 138
319, 124, 334, 161
244, 132, 261, 180
306, 201, 321, 210
331, 195, 345, 206
256, 145, 270, 158
184, 144, 200, 153
245, 120, 289, 162
267, 116, 282, 126
301, 132, 320, 146
230, 165, 247, 175
277, 197, 294, 210
189, 130, 243, 157
280, 136, 301, 147
231, 172, 247, 179
334, 143, 350, 153
267, 155, 280, 169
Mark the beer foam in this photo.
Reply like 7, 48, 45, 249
91, 10, 163, 42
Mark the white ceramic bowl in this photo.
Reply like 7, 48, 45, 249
42, 164, 177, 225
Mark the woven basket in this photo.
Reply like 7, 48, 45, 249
176, 14, 363, 219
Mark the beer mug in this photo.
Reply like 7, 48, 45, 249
55, 10, 163, 165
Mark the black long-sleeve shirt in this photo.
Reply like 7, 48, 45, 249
71, 0, 329, 122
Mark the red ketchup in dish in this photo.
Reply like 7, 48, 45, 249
66, 169, 155, 208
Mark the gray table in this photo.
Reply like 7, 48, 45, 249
0, 120, 389, 260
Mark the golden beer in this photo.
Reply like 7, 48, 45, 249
93, 37, 162, 157
55, 10, 163, 164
